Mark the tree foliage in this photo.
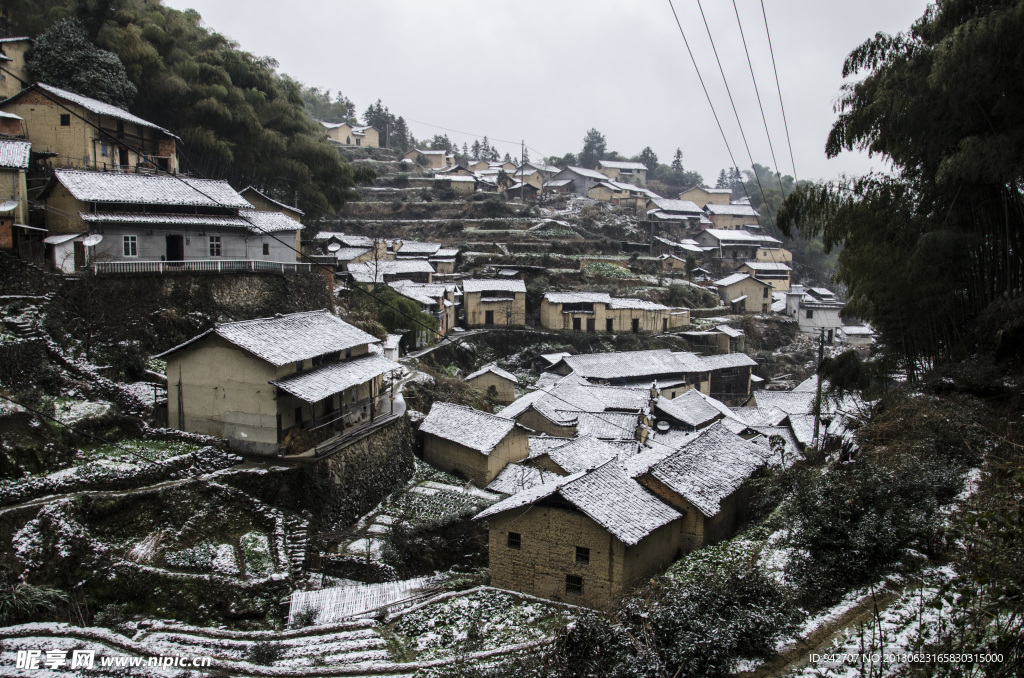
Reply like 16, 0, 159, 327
778, 0, 1024, 376
26, 17, 137, 107
363, 99, 415, 152
578, 128, 606, 169
297, 84, 354, 124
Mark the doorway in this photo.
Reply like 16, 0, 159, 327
631, 318, 640, 333
166, 235, 184, 261
118, 146, 129, 169
606, 318, 614, 333
485, 310, 494, 325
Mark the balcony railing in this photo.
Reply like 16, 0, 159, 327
92, 259, 312, 275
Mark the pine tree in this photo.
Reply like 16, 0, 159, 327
471, 140, 481, 160
671, 148, 684, 172
715, 169, 729, 188
503, 152, 512, 163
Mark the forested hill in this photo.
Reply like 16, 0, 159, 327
2, 0, 357, 222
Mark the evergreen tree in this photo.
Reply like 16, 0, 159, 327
715, 169, 729, 188
503, 152, 511, 163
579, 128, 607, 169
471, 139, 481, 159
638, 146, 659, 172
671, 148, 684, 173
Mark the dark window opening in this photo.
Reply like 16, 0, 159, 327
606, 318, 614, 332
294, 407, 303, 425
485, 310, 494, 325
662, 318, 668, 331
562, 302, 594, 313
59, 114, 70, 126
566, 574, 583, 594
586, 318, 595, 333
263, 243, 270, 256
296, 361, 304, 372
507, 532, 521, 549
763, 287, 770, 298
575, 546, 590, 565
572, 317, 581, 331
806, 309, 814, 319
631, 318, 640, 333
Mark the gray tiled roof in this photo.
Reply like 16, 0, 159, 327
157, 310, 379, 366
706, 202, 760, 217
0, 139, 30, 169
270, 352, 399, 403
420, 402, 517, 453
715, 273, 756, 287
753, 390, 815, 415
486, 463, 561, 495
742, 261, 791, 272
560, 350, 703, 380
462, 279, 526, 293
533, 435, 623, 474
655, 392, 721, 428
477, 460, 680, 546
79, 213, 250, 228
561, 166, 607, 180
239, 209, 305, 233
607, 298, 671, 311
699, 353, 758, 370
347, 259, 434, 284
395, 241, 442, 255
465, 363, 519, 384
649, 198, 702, 214
543, 292, 611, 304
574, 411, 639, 440
334, 247, 371, 262
53, 169, 250, 208
33, 83, 176, 137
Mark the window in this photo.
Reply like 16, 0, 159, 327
59, 114, 70, 126
322, 395, 335, 415
294, 406, 303, 425
763, 287, 770, 298
565, 574, 583, 594
209, 236, 222, 257
356, 138, 361, 146
122, 235, 137, 257
606, 318, 614, 333
662, 318, 668, 331
295, 361, 303, 372
345, 348, 352, 360
631, 318, 640, 333
572, 317, 581, 331
100, 142, 109, 157
806, 309, 814, 319
507, 532, 521, 549
262, 243, 270, 256
575, 546, 590, 565
351, 388, 357, 402
586, 318, 595, 333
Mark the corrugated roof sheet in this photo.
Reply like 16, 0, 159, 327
0, 139, 30, 169
420, 402, 517, 453
53, 169, 249, 208
270, 352, 399, 403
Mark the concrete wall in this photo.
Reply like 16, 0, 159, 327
464, 291, 526, 328
486, 505, 680, 609
466, 371, 516, 404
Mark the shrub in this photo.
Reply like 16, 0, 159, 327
245, 641, 283, 665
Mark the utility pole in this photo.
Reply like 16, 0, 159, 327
813, 327, 824, 449
520, 139, 525, 203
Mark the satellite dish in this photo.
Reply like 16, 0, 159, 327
656, 420, 671, 433
0, 200, 18, 213
83, 234, 103, 247
327, 242, 341, 252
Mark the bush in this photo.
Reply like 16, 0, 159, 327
245, 641, 283, 665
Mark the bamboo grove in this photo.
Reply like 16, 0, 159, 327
777, 0, 1024, 378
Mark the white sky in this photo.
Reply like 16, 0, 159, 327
163, 0, 930, 183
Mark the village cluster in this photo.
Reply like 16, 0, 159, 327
0, 45, 873, 614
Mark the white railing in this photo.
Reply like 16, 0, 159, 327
92, 259, 312, 275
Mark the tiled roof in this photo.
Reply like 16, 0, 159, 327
461, 279, 526, 293
598, 160, 648, 170
644, 422, 770, 517
729, 406, 789, 427
649, 198, 702, 214
753, 390, 815, 415
334, 247, 371, 262
742, 261, 791, 272
574, 411, 639, 440
396, 241, 442, 255
702, 229, 768, 243
79, 212, 251, 228
434, 248, 459, 258
477, 460, 680, 546
543, 292, 611, 304
699, 352, 758, 370
706, 202, 760, 217
31, 83, 176, 137
561, 166, 607, 180
750, 426, 801, 464
0, 139, 30, 169
655, 392, 721, 428
465, 363, 518, 384
580, 384, 651, 412
486, 463, 561, 495
715, 273, 756, 287
560, 350, 702, 380
535, 435, 624, 474
715, 324, 744, 338
52, 169, 250, 208
388, 280, 442, 306
420, 402, 517, 453
239, 209, 305, 233
269, 352, 399, 403
157, 310, 378, 366
347, 259, 434, 284
240, 186, 304, 215
607, 297, 670, 311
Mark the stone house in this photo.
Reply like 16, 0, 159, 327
704, 202, 761, 230
2, 83, 179, 173
39, 170, 303, 271
715, 273, 773, 313
597, 160, 648, 186
738, 261, 792, 292
159, 310, 400, 456
465, 363, 519, 404
476, 460, 682, 609
420, 402, 531, 486
321, 121, 379, 147
679, 186, 732, 206
539, 292, 689, 334
461, 278, 526, 327
0, 37, 31, 99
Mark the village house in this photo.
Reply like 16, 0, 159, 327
465, 363, 519, 404
704, 202, 761, 230
1, 83, 180, 173
715, 273, 773, 313
0, 37, 31, 99
320, 121, 379, 147
738, 261, 792, 292
435, 174, 478, 196
38, 170, 304, 273
159, 310, 400, 456
429, 247, 459, 274
548, 350, 711, 398
597, 160, 648, 186
786, 285, 845, 341
0, 138, 33, 257
347, 259, 434, 287
652, 390, 724, 431
240, 186, 304, 222
523, 435, 636, 477
695, 229, 784, 268
403, 148, 452, 169
645, 198, 704, 227
837, 325, 875, 348
420, 402, 531, 487
539, 292, 689, 334
388, 279, 458, 342
679, 186, 732, 206
651, 235, 704, 258
476, 459, 683, 609
461, 278, 527, 327
549, 166, 608, 196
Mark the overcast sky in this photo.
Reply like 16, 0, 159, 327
163, 0, 930, 184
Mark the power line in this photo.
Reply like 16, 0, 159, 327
731, 0, 786, 195
759, 0, 798, 180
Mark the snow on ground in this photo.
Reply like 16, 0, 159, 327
52, 398, 113, 425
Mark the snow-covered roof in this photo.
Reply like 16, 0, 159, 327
561, 166, 607, 180
347, 259, 435, 284
240, 186, 304, 215
420, 402, 518, 453
27, 83, 177, 138
239, 209, 305, 233
0, 139, 30, 169
840, 325, 874, 336
702, 228, 773, 243
462, 278, 526, 293
641, 422, 770, 517
532, 435, 624, 474
546, 179, 573, 187
716, 272, 763, 287
654, 392, 721, 428
383, 334, 402, 350
753, 389, 815, 415
315, 232, 375, 247
715, 324, 744, 338
477, 459, 680, 546
575, 411, 639, 440
433, 248, 459, 258
486, 462, 561, 495
51, 169, 250, 208
269, 352, 399, 403
42, 232, 86, 245
706, 202, 760, 217
543, 291, 611, 305
649, 198, 702, 214
741, 261, 791, 272
157, 310, 378, 366
607, 298, 670, 311
465, 363, 518, 384
559, 350, 705, 380
699, 352, 758, 370
334, 247, 371, 262
598, 160, 648, 171
79, 212, 251, 228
